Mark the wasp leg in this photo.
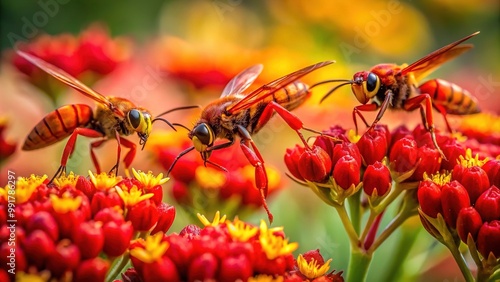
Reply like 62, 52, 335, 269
50, 128, 103, 184
257, 101, 309, 148
353, 104, 378, 134
236, 125, 273, 223
403, 94, 446, 158
109, 134, 136, 177
90, 139, 107, 174
434, 105, 454, 133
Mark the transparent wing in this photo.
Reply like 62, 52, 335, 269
220, 64, 263, 97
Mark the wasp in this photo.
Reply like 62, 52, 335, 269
18, 50, 194, 181
316, 32, 481, 156
168, 61, 334, 222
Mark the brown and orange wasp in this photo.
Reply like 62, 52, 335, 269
167, 60, 334, 222
18, 50, 195, 181
315, 31, 481, 156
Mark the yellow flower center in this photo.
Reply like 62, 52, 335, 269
89, 171, 122, 191
116, 185, 153, 207
348, 129, 361, 143
297, 254, 332, 279
259, 220, 298, 260
458, 148, 488, 168
195, 166, 226, 189
50, 192, 82, 213
16, 271, 50, 282
248, 275, 284, 282
132, 168, 169, 188
424, 171, 451, 186
460, 112, 500, 135
227, 217, 259, 242
4, 174, 48, 204
53, 172, 78, 188
130, 232, 169, 263
197, 211, 227, 227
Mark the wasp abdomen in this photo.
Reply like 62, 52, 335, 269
420, 79, 481, 115
23, 104, 94, 150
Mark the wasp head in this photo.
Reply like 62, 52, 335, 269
352, 71, 381, 104
127, 108, 153, 148
190, 122, 215, 160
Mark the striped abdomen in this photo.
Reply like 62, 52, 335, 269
419, 79, 481, 115
23, 104, 94, 150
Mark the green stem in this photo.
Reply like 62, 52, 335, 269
348, 191, 361, 233
346, 248, 372, 282
334, 205, 360, 248
359, 212, 377, 244
445, 242, 474, 282
368, 206, 417, 252
106, 253, 130, 282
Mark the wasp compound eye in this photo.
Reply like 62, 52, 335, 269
127, 109, 142, 129
193, 123, 214, 146
366, 72, 379, 93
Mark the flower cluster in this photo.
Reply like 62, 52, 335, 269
119, 212, 343, 282
0, 169, 174, 281
11, 24, 133, 101
150, 131, 283, 221
418, 152, 500, 281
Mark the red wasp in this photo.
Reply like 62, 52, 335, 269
18, 50, 194, 181
167, 61, 334, 222
315, 32, 481, 156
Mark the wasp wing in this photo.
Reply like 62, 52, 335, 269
227, 61, 334, 114
16, 50, 124, 117
221, 64, 264, 98
399, 31, 479, 80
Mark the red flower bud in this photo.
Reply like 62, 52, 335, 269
171, 181, 191, 205
142, 256, 180, 282
298, 146, 332, 183
363, 161, 391, 197
74, 258, 110, 282
127, 199, 159, 231
25, 211, 59, 241
180, 224, 201, 239
75, 176, 95, 199
456, 207, 483, 243
461, 166, 490, 204
151, 203, 176, 235
93, 207, 125, 224
356, 127, 388, 166
389, 137, 418, 173
23, 230, 56, 268
483, 160, 500, 187
418, 179, 443, 218
300, 249, 326, 266
73, 221, 104, 259
441, 181, 470, 229
218, 255, 253, 282
165, 234, 193, 274
440, 140, 466, 171
0, 242, 27, 273
313, 135, 337, 161
188, 253, 219, 281
284, 145, 306, 181
477, 220, 500, 258
332, 142, 362, 168
90, 191, 123, 217
390, 125, 412, 149
146, 185, 163, 205
46, 241, 81, 278
333, 155, 360, 190
475, 186, 500, 222
254, 253, 287, 275
409, 145, 441, 181
103, 221, 133, 257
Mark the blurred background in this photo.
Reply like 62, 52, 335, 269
1, 0, 499, 281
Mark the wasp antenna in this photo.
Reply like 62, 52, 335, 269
172, 123, 191, 132
167, 146, 195, 176
152, 117, 176, 131
156, 105, 200, 118
319, 81, 353, 104
206, 160, 228, 172
310, 79, 352, 89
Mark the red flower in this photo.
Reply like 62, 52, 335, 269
408, 145, 441, 181
102, 221, 133, 257
188, 253, 219, 281
482, 160, 500, 188
418, 180, 443, 218
150, 203, 176, 235
440, 181, 470, 229
23, 230, 56, 268
363, 162, 391, 197
73, 221, 105, 259
127, 200, 160, 231
74, 257, 110, 282
460, 166, 490, 204
475, 186, 500, 222
46, 241, 81, 278
332, 155, 360, 190
477, 221, 500, 258
357, 127, 388, 166
440, 139, 466, 171
456, 207, 483, 243
332, 142, 362, 168
298, 146, 332, 183
142, 256, 180, 282
389, 137, 418, 173
25, 211, 59, 241
284, 145, 306, 181
218, 255, 253, 282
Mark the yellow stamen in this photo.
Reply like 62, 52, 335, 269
227, 217, 259, 242
195, 166, 226, 189
248, 275, 284, 282
88, 171, 122, 191
53, 172, 78, 188
16, 271, 50, 282
348, 129, 361, 143
197, 211, 227, 227
50, 192, 82, 213
130, 232, 169, 263
259, 220, 298, 260
458, 148, 488, 168
424, 171, 451, 186
4, 174, 48, 204
297, 254, 332, 279
132, 168, 169, 188
115, 185, 154, 207
460, 112, 500, 135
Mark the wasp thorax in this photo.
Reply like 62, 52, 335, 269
127, 109, 152, 143
351, 71, 381, 104
191, 123, 215, 152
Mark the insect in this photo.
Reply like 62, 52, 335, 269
167, 60, 334, 222
316, 31, 481, 156
18, 50, 194, 181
